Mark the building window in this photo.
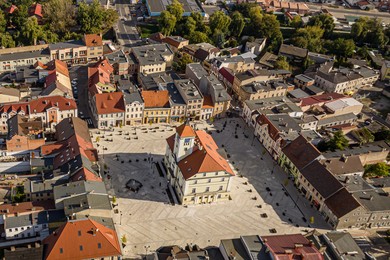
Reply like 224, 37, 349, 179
79, 245, 83, 251
98, 243, 102, 249
205, 187, 210, 192
192, 188, 196, 193
60, 248, 63, 254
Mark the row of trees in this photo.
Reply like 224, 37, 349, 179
0, 0, 118, 47
158, 1, 282, 50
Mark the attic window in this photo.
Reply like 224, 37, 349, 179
59, 248, 63, 254
78, 230, 81, 236
98, 243, 102, 249
79, 245, 83, 251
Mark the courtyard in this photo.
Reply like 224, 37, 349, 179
91, 118, 331, 258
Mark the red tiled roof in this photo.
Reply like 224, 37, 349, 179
43, 219, 121, 260
95, 92, 125, 115
84, 34, 103, 47
257, 114, 280, 142
0, 200, 55, 216
0, 102, 29, 115
29, 96, 77, 113
262, 234, 323, 260
46, 59, 70, 77
324, 188, 360, 218
6, 5, 17, 14
300, 93, 345, 107
142, 90, 170, 108
29, 3, 42, 18
219, 67, 235, 85
71, 168, 102, 182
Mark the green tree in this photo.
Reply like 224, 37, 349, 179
328, 131, 349, 151
12, 5, 29, 31
261, 14, 283, 51
183, 16, 196, 36
78, 0, 117, 34
41, 30, 59, 43
0, 32, 15, 48
167, 0, 184, 21
158, 11, 176, 36
308, 14, 335, 37
290, 15, 303, 29
374, 129, 390, 142
209, 11, 231, 34
22, 16, 43, 45
43, 0, 75, 35
293, 26, 324, 52
230, 11, 245, 38
173, 53, 193, 72
0, 11, 6, 33
188, 31, 209, 44
274, 56, 290, 70
330, 38, 355, 61
351, 17, 389, 48
212, 29, 226, 48
364, 162, 390, 177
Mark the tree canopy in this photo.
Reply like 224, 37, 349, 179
158, 11, 176, 36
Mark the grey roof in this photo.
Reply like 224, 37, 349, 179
174, 79, 202, 101
317, 113, 356, 127
139, 72, 175, 90
279, 44, 308, 58
240, 235, 270, 260
295, 74, 315, 83
236, 69, 291, 82
336, 175, 373, 192
367, 176, 390, 189
288, 88, 309, 99
245, 96, 299, 112
117, 78, 143, 105
105, 50, 128, 64
0, 48, 49, 62
165, 83, 186, 106
47, 209, 66, 223
210, 55, 255, 69
241, 80, 290, 94
63, 193, 111, 215
305, 84, 324, 95
317, 64, 377, 84
5, 214, 32, 228
84, 215, 115, 230
323, 140, 390, 159
24, 178, 67, 194
259, 52, 278, 68
262, 114, 302, 133
131, 44, 173, 66
4, 245, 43, 260
207, 75, 231, 103
146, 0, 204, 13
322, 232, 365, 260
49, 40, 84, 50
186, 63, 208, 81
53, 180, 107, 201
352, 189, 390, 212
220, 238, 251, 260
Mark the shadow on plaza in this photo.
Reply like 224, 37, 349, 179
100, 151, 175, 204
204, 118, 329, 230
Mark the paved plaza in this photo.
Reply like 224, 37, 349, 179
91, 118, 331, 258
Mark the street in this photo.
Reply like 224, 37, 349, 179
114, 0, 142, 48
307, 3, 390, 23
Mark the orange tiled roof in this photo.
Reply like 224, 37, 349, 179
176, 123, 196, 138
84, 34, 103, 47
142, 90, 170, 108
43, 219, 121, 260
202, 95, 214, 109
95, 92, 125, 115
173, 129, 234, 180
29, 96, 77, 113
71, 168, 102, 182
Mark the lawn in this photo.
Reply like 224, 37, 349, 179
139, 23, 159, 39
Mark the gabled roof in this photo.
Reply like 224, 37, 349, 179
43, 219, 121, 260
71, 167, 102, 182
0, 102, 29, 115
299, 93, 345, 107
29, 96, 77, 113
301, 160, 343, 199
324, 188, 361, 218
29, 3, 42, 18
282, 135, 321, 170
95, 92, 125, 115
261, 234, 323, 260
0, 200, 54, 216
